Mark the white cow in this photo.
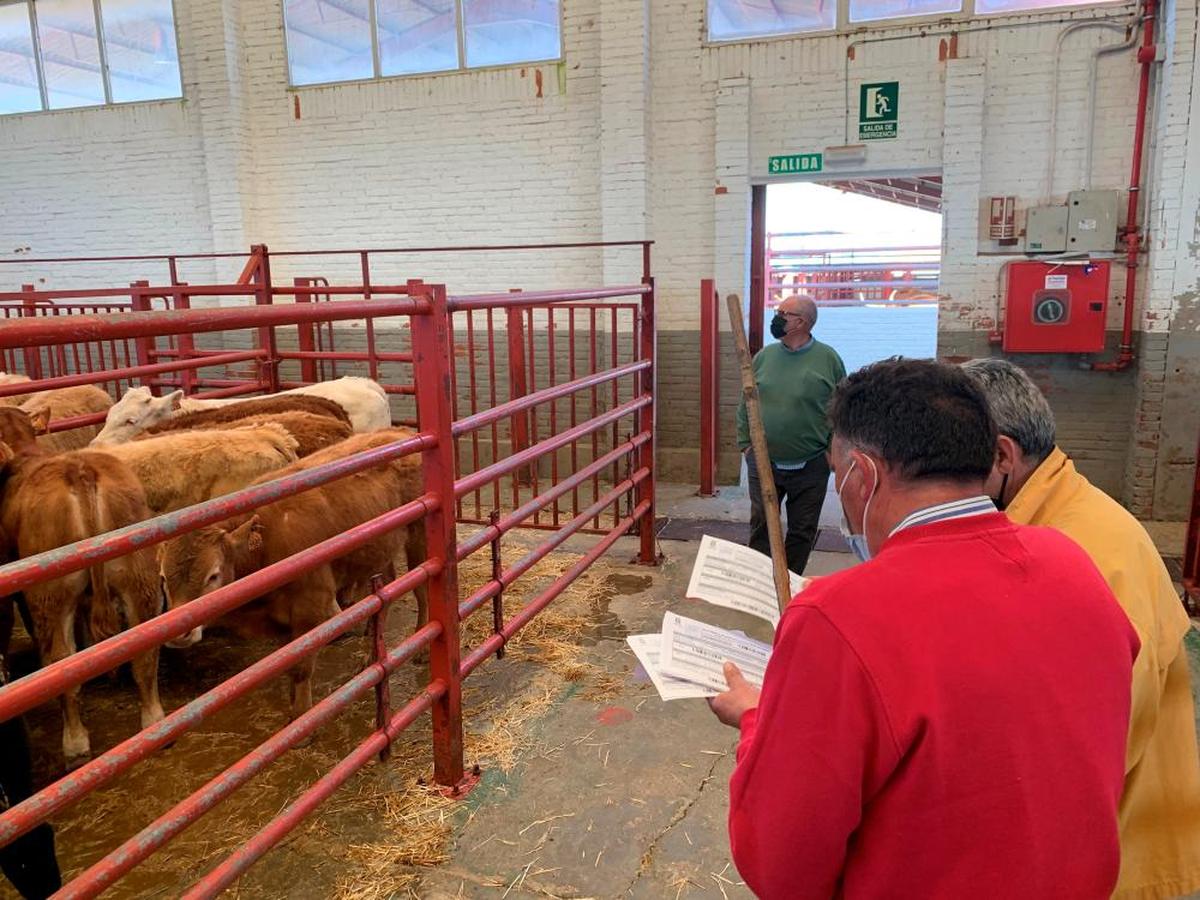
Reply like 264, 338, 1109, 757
92, 376, 391, 444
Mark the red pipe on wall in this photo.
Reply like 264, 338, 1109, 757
1093, 0, 1156, 372
699, 279, 720, 497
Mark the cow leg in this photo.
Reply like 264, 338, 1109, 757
16, 595, 36, 642
405, 525, 428, 629
129, 646, 164, 731
30, 583, 90, 766
0, 596, 13, 658
404, 525, 429, 666
289, 653, 317, 721
288, 577, 336, 721
110, 552, 165, 731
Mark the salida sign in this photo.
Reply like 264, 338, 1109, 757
859, 81, 899, 141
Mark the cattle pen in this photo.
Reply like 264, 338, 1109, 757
0, 242, 659, 897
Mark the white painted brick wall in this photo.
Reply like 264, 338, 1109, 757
0, 0, 1191, 319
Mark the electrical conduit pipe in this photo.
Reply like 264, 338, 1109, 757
1094, 0, 1157, 372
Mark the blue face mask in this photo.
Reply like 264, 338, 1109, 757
836, 457, 878, 562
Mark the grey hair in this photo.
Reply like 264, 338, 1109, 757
960, 358, 1056, 462
794, 294, 818, 327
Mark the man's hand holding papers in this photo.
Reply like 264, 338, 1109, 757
627, 536, 808, 703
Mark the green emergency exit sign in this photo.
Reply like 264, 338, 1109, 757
768, 153, 824, 175
859, 81, 899, 140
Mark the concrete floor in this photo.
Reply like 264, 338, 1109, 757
656, 471, 844, 532
420, 533, 855, 898
414, 483, 1199, 899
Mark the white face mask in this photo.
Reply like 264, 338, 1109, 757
836, 456, 879, 562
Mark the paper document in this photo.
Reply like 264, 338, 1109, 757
659, 612, 772, 693
686, 535, 808, 626
626, 634, 718, 700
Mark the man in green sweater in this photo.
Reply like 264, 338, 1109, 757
736, 295, 846, 574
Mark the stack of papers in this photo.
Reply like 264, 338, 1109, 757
627, 536, 808, 701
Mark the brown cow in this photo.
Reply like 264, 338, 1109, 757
140, 394, 352, 435
0, 408, 163, 766
0, 374, 33, 408
159, 430, 428, 718
97, 424, 299, 514
22, 385, 113, 453
138, 411, 351, 458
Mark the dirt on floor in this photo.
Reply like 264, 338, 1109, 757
2, 529, 658, 899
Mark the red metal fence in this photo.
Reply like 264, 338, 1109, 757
1, 244, 651, 534
767, 238, 941, 307
0, 244, 657, 896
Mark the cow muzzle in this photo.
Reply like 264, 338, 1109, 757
166, 626, 203, 649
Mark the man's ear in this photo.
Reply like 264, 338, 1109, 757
846, 448, 880, 500
28, 408, 51, 435
994, 435, 1021, 476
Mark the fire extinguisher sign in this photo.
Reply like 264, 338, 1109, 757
859, 82, 899, 141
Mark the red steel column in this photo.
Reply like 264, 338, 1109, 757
506, 300, 532, 484
409, 281, 467, 789
293, 278, 319, 385
129, 281, 157, 393
173, 285, 197, 395
252, 244, 281, 393
699, 279, 720, 497
20, 287, 43, 380
637, 276, 660, 564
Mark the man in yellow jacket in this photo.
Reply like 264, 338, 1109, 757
964, 358, 1200, 900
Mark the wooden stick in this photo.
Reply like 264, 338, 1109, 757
726, 294, 792, 616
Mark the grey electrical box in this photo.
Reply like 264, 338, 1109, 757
1066, 190, 1120, 252
1025, 206, 1069, 253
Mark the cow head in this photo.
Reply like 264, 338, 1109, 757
92, 387, 183, 445
159, 515, 264, 648
0, 407, 41, 455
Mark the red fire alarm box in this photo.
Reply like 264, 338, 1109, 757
1003, 261, 1110, 353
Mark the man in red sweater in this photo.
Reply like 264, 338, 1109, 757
708, 358, 1139, 899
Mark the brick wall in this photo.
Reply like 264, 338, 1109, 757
2, 0, 1198, 515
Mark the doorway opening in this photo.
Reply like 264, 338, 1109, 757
743, 175, 944, 555
751, 175, 943, 368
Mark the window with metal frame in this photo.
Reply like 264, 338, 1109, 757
709, 0, 1121, 38
849, 0, 962, 23
0, 0, 181, 115
708, 0, 835, 40
974, 0, 1103, 14
283, 0, 563, 86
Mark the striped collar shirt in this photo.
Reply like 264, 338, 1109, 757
889, 495, 997, 538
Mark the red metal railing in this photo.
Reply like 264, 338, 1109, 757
3, 243, 652, 536
767, 239, 941, 307
0, 253, 657, 894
